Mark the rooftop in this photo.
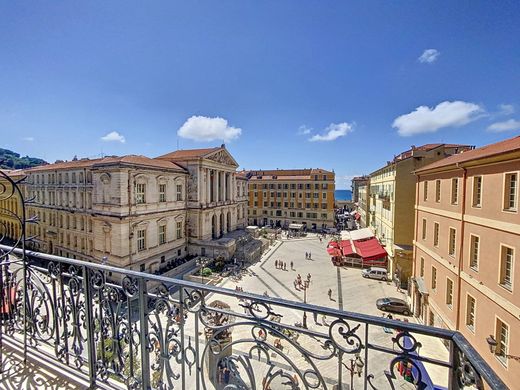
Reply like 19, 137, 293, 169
25, 154, 187, 172
245, 168, 334, 180
415, 135, 520, 173
156, 146, 222, 160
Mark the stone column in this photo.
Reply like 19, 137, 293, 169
206, 169, 211, 204
224, 173, 228, 201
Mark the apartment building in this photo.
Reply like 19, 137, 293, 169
412, 136, 520, 388
351, 175, 369, 203
244, 169, 335, 230
357, 182, 370, 228
369, 144, 473, 285
1, 145, 247, 273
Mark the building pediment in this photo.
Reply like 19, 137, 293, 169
205, 148, 239, 168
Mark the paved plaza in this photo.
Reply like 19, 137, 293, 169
208, 235, 450, 389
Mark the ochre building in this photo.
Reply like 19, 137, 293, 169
369, 144, 473, 285
412, 136, 520, 388
243, 169, 335, 230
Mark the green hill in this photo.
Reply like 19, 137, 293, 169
0, 148, 47, 169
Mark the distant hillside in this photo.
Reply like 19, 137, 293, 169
0, 148, 47, 169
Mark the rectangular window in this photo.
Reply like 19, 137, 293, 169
435, 180, 441, 202
431, 266, 437, 290
472, 176, 482, 207
159, 184, 166, 202
420, 257, 424, 277
137, 229, 146, 252
504, 173, 517, 210
322, 192, 327, 199
451, 178, 458, 204
470, 235, 479, 270
466, 295, 475, 331
159, 225, 166, 245
423, 181, 428, 201
422, 218, 427, 240
499, 246, 514, 290
136, 183, 146, 204
446, 278, 453, 307
434, 222, 440, 247
176, 185, 183, 201
495, 318, 509, 366
176, 221, 182, 239
449, 228, 456, 257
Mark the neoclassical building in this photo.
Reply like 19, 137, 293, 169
2, 145, 247, 273
157, 145, 248, 258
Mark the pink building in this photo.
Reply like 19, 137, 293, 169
412, 135, 520, 388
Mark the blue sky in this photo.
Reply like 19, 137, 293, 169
1, 1, 519, 189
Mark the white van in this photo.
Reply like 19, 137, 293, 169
361, 267, 388, 281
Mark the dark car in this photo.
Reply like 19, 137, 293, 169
376, 297, 410, 316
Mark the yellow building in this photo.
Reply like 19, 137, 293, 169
243, 169, 335, 230
0, 169, 25, 244
369, 144, 473, 285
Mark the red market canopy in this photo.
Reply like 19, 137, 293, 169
327, 247, 342, 257
339, 240, 356, 257
328, 241, 340, 248
353, 238, 388, 261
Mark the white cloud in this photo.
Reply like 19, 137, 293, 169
22, 136, 34, 142
177, 116, 241, 142
418, 49, 440, 63
392, 101, 484, 136
498, 104, 515, 116
487, 119, 520, 132
309, 122, 353, 142
298, 125, 312, 135
101, 131, 126, 143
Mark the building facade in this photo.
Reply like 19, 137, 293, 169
412, 136, 520, 388
357, 182, 370, 228
244, 169, 335, 230
1, 146, 247, 273
369, 144, 473, 285
157, 146, 248, 258
351, 175, 369, 203
24, 156, 190, 273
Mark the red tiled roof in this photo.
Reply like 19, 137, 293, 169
156, 147, 221, 160
26, 155, 186, 172
415, 135, 520, 173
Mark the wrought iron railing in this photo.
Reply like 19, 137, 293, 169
0, 170, 508, 390
0, 246, 508, 390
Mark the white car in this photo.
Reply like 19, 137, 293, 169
361, 267, 388, 281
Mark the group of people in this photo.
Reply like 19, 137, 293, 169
305, 252, 312, 259
235, 285, 244, 292
274, 259, 291, 270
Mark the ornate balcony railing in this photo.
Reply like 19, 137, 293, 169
0, 246, 508, 390
0, 171, 508, 390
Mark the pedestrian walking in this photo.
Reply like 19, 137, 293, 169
328, 288, 332, 300
313, 311, 318, 324
290, 261, 294, 270
307, 273, 311, 281
275, 260, 278, 269
308, 251, 312, 259
321, 314, 327, 325
305, 252, 308, 259
284, 262, 287, 271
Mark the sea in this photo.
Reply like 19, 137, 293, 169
335, 190, 352, 201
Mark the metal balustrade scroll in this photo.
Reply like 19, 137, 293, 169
0, 170, 508, 390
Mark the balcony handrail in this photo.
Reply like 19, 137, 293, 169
0, 244, 507, 389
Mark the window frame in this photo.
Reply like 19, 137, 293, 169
431, 266, 437, 291
135, 183, 146, 204
435, 179, 441, 203
448, 227, 456, 257
465, 293, 476, 333
158, 224, 166, 245
502, 172, 518, 212
433, 222, 440, 247
159, 183, 167, 203
472, 176, 483, 208
137, 228, 146, 252
451, 178, 459, 205
446, 277, 454, 309
498, 244, 514, 292
421, 218, 427, 240
469, 234, 480, 271
494, 316, 510, 367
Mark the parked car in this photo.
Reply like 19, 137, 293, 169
361, 267, 388, 281
376, 297, 410, 315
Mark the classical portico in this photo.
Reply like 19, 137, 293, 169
156, 145, 248, 259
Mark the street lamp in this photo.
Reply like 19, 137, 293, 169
343, 353, 364, 389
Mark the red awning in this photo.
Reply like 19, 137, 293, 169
353, 237, 387, 261
328, 241, 339, 248
339, 240, 356, 257
327, 247, 342, 257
